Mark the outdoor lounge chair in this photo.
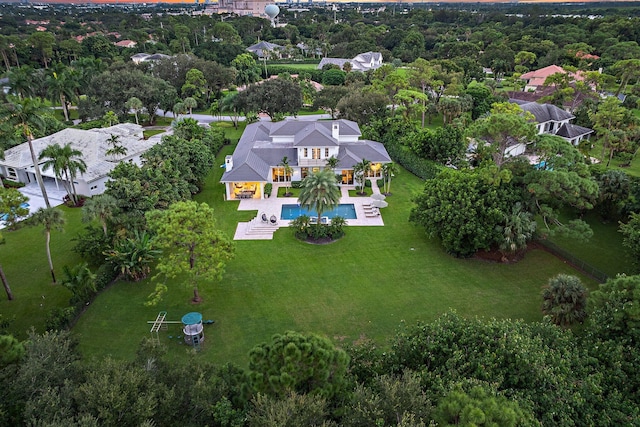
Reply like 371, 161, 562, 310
269, 215, 278, 225
321, 216, 329, 224
261, 213, 269, 223
310, 216, 318, 224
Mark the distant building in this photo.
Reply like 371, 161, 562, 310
131, 53, 172, 64
318, 51, 383, 72
519, 65, 585, 92
214, 0, 273, 18
115, 40, 137, 48
246, 41, 284, 60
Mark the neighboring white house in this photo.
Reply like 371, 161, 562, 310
0, 124, 157, 197
513, 100, 594, 146
131, 53, 172, 64
318, 51, 383, 72
220, 120, 392, 201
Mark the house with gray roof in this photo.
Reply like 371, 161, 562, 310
220, 120, 391, 200
0, 124, 157, 197
318, 51, 383, 72
510, 100, 593, 146
246, 41, 284, 60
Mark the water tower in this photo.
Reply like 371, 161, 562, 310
265, 4, 280, 27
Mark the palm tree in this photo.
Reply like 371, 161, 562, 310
125, 97, 144, 125
7, 66, 34, 99
298, 168, 341, 232
102, 111, 119, 127
325, 155, 339, 171
0, 96, 51, 208
541, 274, 588, 328
496, 203, 536, 261
353, 158, 371, 195
32, 207, 65, 284
381, 162, 399, 195
0, 231, 14, 301
173, 102, 186, 119
82, 194, 118, 237
183, 97, 197, 115
105, 134, 128, 159
39, 142, 87, 206
279, 156, 293, 196
45, 64, 77, 122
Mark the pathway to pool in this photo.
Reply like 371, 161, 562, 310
232, 181, 385, 240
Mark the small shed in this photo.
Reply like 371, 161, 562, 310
182, 312, 204, 347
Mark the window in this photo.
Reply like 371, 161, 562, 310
303, 148, 308, 158
312, 148, 321, 159
7, 168, 17, 179
301, 167, 309, 179
325, 148, 329, 158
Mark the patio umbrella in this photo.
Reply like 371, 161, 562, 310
371, 193, 386, 201
371, 199, 388, 208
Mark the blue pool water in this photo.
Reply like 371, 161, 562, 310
281, 204, 357, 220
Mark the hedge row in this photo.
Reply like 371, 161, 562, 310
385, 142, 444, 180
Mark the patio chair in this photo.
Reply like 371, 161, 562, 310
261, 213, 269, 223
321, 216, 329, 224
310, 216, 318, 224
269, 215, 278, 225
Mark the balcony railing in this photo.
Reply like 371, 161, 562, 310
298, 159, 327, 167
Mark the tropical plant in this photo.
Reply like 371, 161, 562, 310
82, 194, 118, 237
125, 97, 144, 125
45, 66, 77, 122
495, 202, 536, 259
173, 102, 186, 119
0, 187, 29, 230
31, 207, 65, 284
183, 97, 197, 115
541, 274, 588, 327
298, 169, 341, 234
0, 96, 51, 207
105, 134, 128, 159
39, 142, 87, 206
325, 155, 339, 170
353, 159, 371, 195
61, 262, 96, 305
381, 162, 399, 195
105, 230, 160, 282
102, 110, 119, 127
279, 156, 293, 196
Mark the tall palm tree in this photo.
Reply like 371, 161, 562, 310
353, 158, 371, 195
31, 207, 65, 284
7, 66, 34, 99
279, 156, 293, 196
125, 97, 144, 125
381, 162, 399, 195
298, 169, 341, 232
39, 142, 87, 206
45, 65, 78, 122
0, 96, 51, 208
0, 231, 14, 301
82, 194, 118, 237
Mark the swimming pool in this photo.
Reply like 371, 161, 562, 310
281, 204, 357, 220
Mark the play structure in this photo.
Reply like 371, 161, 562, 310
181, 312, 204, 348
149, 311, 213, 350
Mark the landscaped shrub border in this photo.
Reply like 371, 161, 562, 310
385, 142, 443, 180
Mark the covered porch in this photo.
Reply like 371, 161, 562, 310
225, 181, 264, 200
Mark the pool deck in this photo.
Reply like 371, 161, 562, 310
232, 182, 385, 240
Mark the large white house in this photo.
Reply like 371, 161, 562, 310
0, 124, 157, 197
513, 100, 594, 146
220, 120, 391, 200
318, 52, 383, 72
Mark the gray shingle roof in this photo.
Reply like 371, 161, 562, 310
518, 102, 574, 123
220, 120, 390, 182
556, 123, 593, 139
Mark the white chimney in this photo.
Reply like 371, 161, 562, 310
332, 122, 339, 140
225, 155, 233, 172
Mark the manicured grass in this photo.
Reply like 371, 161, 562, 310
271, 63, 319, 70
72, 146, 598, 365
143, 129, 165, 139
548, 211, 634, 277
277, 186, 299, 198
0, 206, 84, 339
348, 188, 372, 197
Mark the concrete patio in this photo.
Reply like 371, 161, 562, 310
232, 180, 385, 240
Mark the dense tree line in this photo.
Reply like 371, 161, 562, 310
1, 273, 639, 425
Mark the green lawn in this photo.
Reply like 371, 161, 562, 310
71, 145, 598, 365
270, 63, 319, 70
0, 206, 84, 339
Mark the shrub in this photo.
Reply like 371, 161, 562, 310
1, 180, 25, 188
385, 142, 443, 180
45, 307, 77, 331
291, 181, 302, 189
264, 183, 273, 197
94, 261, 119, 291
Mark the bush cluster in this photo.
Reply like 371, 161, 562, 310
289, 215, 346, 241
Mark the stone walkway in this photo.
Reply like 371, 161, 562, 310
232, 180, 385, 240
